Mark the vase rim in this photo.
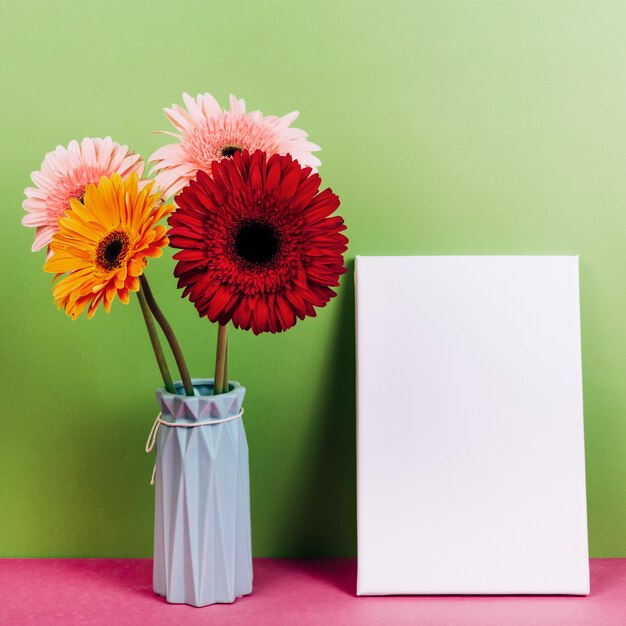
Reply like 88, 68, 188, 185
157, 378, 244, 399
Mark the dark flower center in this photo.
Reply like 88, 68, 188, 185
234, 221, 279, 266
96, 230, 130, 271
68, 186, 86, 208
220, 145, 243, 158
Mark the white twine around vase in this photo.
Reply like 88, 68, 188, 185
145, 408, 245, 485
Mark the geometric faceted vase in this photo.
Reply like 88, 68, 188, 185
152, 378, 252, 607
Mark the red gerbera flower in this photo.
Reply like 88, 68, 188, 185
168, 150, 348, 334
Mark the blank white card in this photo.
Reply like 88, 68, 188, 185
356, 256, 589, 595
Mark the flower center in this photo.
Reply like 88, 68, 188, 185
220, 145, 243, 158
66, 185, 86, 207
234, 221, 279, 266
95, 230, 130, 271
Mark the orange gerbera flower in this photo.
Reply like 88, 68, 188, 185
44, 173, 172, 319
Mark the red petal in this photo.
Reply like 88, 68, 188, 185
276, 164, 300, 200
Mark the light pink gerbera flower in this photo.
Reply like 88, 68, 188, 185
22, 137, 145, 251
149, 93, 321, 200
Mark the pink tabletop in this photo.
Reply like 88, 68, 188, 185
1, 559, 625, 625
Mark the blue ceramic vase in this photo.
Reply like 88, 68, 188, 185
152, 378, 252, 607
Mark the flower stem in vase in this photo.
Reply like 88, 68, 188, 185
136, 288, 175, 394
223, 334, 229, 393
139, 274, 194, 396
214, 323, 228, 395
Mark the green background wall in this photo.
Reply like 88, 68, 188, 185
1, 1, 624, 557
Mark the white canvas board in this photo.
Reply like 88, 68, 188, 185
355, 256, 589, 595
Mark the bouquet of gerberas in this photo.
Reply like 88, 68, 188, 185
22, 93, 348, 607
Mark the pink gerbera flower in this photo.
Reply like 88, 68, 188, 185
149, 93, 321, 200
22, 137, 145, 251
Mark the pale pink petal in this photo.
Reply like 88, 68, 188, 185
229, 94, 247, 116
183, 92, 204, 120
31, 171, 52, 189
67, 140, 81, 165
22, 209, 49, 226
81, 137, 96, 164
24, 188, 48, 200
165, 104, 195, 133
280, 111, 300, 125
95, 137, 113, 166
150, 143, 184, 163
198, 93, 222, 117
155, 167, 190, 200
32, 226, 55, 251
153, 129, 181, 140
117, 153, 144, 177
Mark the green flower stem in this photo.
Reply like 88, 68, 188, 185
136, 288, 175, 394
213, 323, 228, 395
139, 274, 194, 397
223, 334, 229, 394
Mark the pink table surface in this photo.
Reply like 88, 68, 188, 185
0, 558, 625, 626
